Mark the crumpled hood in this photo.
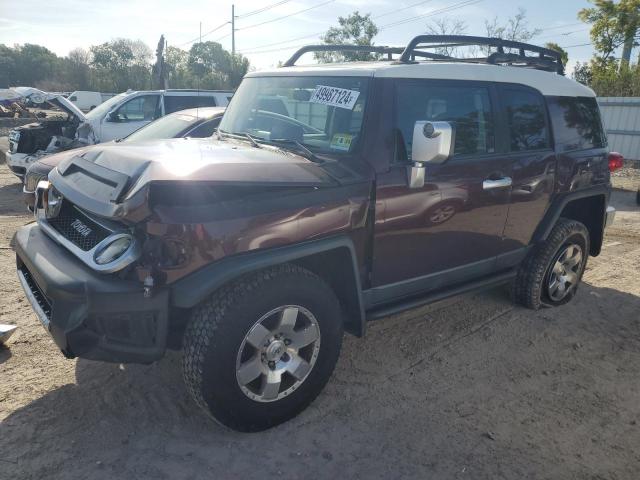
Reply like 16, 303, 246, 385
49, 137, 340, 219
13, 87, 87, 123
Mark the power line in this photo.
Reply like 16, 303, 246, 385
378, 0, 483, 30
239, 31, 325, 54
236, 0, 336, 31
236, 0, 293, 19
535, 28, 590, 41
373, 0, 435, 19
241, 0, 484, 56
178, 21, 230, 47
562, 42, 592, 48
537, 22, 584, 33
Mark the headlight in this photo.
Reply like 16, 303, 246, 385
94, 236, 132, 265
25, 172, 46, 193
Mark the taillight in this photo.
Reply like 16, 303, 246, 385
608, 152, 624, 172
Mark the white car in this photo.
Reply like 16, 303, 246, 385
6, 88, 233, 179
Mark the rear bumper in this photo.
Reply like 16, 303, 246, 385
14, 223, 169, 364
605, 205, 616, 228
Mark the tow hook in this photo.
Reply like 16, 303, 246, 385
143, 274, 155, 298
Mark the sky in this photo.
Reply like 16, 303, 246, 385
0, 0, 599, 73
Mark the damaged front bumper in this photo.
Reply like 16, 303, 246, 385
14, 223, 169, 364
6, 151, 28, 179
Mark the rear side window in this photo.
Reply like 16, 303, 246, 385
547, 96, 606, 151
164, 95, 217, 114
503, 88, 549, 152
186, 117, 221, 137
394, 82, 495, 161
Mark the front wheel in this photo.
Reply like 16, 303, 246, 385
512, 218, 590, 310
182, 264, 343, 432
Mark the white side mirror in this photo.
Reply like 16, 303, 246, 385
408, 121, 454, 189
412, 121, 454, 164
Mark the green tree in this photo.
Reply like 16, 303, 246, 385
0, 45, 17, 88
186, 41, 248, 89
90, 38, 152, 92
317, 11, 379, 63
579, 0, 640, 64
545, 42, 569, 66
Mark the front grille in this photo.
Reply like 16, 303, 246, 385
20, 265, 52, 320
48, 201, 111, 251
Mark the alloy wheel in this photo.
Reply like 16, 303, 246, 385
236, 305, 321, 402
547, 243, 583, 302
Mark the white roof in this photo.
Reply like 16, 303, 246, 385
247, 61, 594, 98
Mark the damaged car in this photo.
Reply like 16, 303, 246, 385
6, 88, 90, 178
7, 89, 233, 179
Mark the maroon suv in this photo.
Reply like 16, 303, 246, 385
14, 37, 617, 432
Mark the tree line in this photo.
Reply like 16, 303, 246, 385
0, 38, 249, 93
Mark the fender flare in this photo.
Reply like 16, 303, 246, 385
532, 184, 610, 249
169, 235, 367, 336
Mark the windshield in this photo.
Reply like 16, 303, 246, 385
85, 92, 127, 121
219, 76, 370, 156
123, 112, 197, 142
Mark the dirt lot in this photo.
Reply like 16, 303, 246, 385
0, 147, 639, 479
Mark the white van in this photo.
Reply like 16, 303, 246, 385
68, 91, 115, 111
6, 89, 233, 177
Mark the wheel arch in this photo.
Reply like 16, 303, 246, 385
170, 235, 366, 337
533, 186, 609, 256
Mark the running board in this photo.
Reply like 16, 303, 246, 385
365, 270, 516, 321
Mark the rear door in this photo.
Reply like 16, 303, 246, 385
372, 79, 514, 294
163, 94, 217, 114
497, 85, 556, 267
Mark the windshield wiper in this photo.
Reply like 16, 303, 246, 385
270, 138, 321, 163
243, 132, 262, 148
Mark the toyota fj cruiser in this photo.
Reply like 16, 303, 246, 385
14, 36, 619, 432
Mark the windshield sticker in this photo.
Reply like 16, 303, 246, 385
330, 133, 353, 151
310, 85, 360, 110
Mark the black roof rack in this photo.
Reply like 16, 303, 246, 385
283, 35, 564, 74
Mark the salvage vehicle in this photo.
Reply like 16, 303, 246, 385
22, 107, 226, 210
6, 89, 233, 179
14, 36, 619, 432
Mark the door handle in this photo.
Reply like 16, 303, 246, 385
483, 177, 512, 190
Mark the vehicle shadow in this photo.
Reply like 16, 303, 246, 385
0, 343, 11, 364
1, 284, 639, 479
610, 189, 639, 213
0, 181, 28, 216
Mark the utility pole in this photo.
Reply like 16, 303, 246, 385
231, 4, 236, 56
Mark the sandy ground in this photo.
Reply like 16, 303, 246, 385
0, 146, 639, 479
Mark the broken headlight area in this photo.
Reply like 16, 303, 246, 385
141, 235, 190, 270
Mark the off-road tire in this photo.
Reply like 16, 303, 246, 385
182, 264, 343, 432
512, 218, 590, 310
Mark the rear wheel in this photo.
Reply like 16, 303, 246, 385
182, 264, 343, 432
513, 218, 589, 310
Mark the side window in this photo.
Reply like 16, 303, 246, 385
547, 96, 606, 151
186, 118, 221, 138
503, 88, 550, 152
394, 82, 495, 162
114, 95, 161, 122
164, 95, 217, 114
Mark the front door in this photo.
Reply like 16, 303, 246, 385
371, 80, 513, 298
100, 94, 162, 141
